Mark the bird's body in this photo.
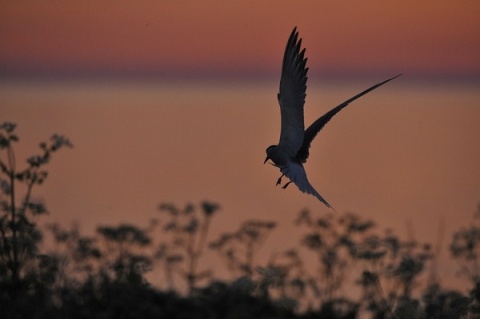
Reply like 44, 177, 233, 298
264, 27, 400, 210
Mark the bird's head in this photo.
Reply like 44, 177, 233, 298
264, 145, 276, 164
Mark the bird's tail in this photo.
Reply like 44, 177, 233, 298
280, 161, 338, 212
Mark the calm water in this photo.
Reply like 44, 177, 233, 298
1, 77, 479, 290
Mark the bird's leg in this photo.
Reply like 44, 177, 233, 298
276, 174, 285, 186
281, 181, 292, 189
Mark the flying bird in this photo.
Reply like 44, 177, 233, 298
264, 27, 401, 210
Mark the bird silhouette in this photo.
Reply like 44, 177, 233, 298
264, 27, 401, 210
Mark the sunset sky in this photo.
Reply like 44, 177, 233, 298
1, 1, 479, 79
1, 1, 480, 291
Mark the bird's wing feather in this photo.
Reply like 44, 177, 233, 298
296, 74, 402, 161
280, 161, 334, 209
277, 27, 309, 157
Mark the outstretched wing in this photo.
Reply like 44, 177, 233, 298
296, 74, 402, 161
277, 27, 309, 157
280, 161, 335, 210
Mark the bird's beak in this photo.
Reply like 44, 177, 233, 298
264, 156, 269, 164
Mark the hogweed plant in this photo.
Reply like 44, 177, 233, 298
353, 228, 433, 318
450, 204, 480, 287
47, 222, 101, 287
209, 219, 276, 279
295, 210, 372, 303
156, 201, 219, 293
96, 223, 153, 285
0, 122, 72, 300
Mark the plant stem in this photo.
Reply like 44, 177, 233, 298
7, 146, 19, 290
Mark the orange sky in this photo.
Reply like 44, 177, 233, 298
1, 1, 479, 78
2, 79, 479, 291
1, 1, 480, 292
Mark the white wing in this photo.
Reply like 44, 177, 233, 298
280, 161, 334, 209
277, 27, 308, 157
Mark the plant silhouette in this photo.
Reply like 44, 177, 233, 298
1, 121, 479, 318
0, 122, 72, 316
156, 201, 219, 293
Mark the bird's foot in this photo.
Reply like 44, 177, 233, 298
281, 181, 292, 189
276, 174, 284, 186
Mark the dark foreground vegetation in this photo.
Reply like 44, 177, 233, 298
1, 122, 479, 319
